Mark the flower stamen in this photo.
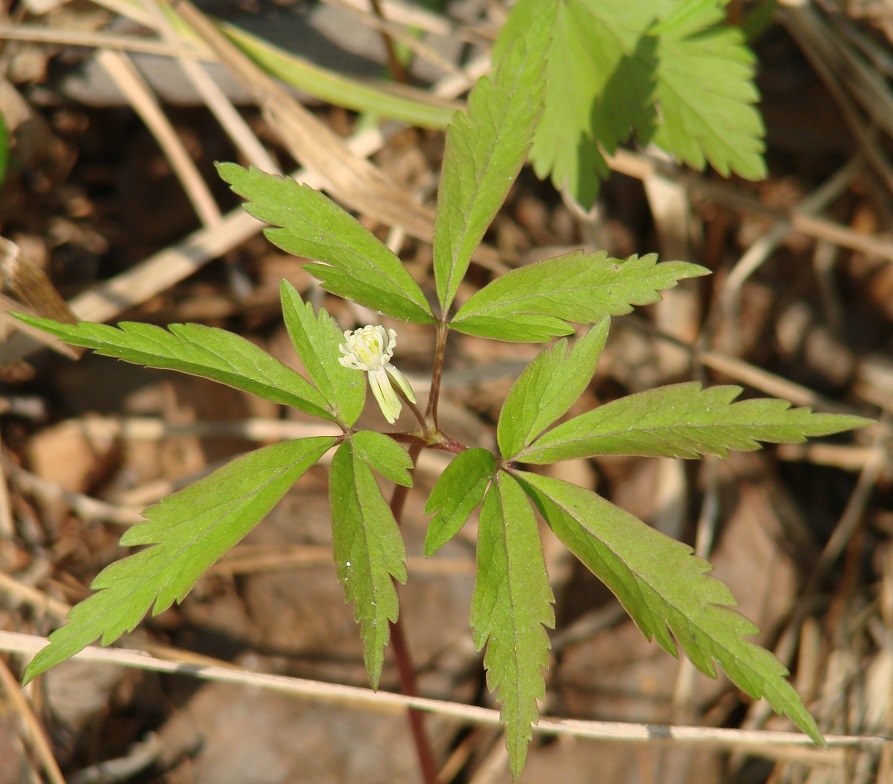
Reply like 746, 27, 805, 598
339, 325, 416, 424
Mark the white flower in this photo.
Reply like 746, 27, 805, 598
338, 325, 416, 424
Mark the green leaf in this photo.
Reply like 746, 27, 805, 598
13, 313, 333, 421
329, 438, 408, 688
451, 251, 708, 342
516, 471, 825, 745
471, 472, 554, 780
450, 313, 573, 344
351, 430, 414, 487
217, 163, 434, 324
423, 448, 495, 556
519, 382, 874, 464
279, 280, 365, 427
498, 321, 609, 460
500, 0, 765, 208
23, 437, 337, 683
432, 5, 553, 314
501, 0, 653, 206
651, 3, 766, 180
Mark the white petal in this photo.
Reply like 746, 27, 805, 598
386, 365, 417, 404
368, 367, 401, 424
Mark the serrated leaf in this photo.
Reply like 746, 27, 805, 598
471, 472, 554, 780
451, 251, 708, 342
217, 163, 434, 324
498, 321, 609, 460
329, 438, 408, 688
501, 0, 661, 206
351, 430, 413, 487
432, 6, 553, 314
14, 313, 333, 421
279, 280, 365, 427
23, 437, 337, 683
519, 382, 873, 463
449, 313, 574, 344
501, 0, 765, 207
516, 471, 825, 745
651, 3, 766, 180
423, 448, 495, 556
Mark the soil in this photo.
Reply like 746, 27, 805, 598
0, 2, 891, 783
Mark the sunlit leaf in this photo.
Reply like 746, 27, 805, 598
517, 471, 824, 745
520, 382, 873, 463
351, 430, 414, 487
451, 251, 708, 342
433, 6, 553, 314
471, 472, 554, 780
14, 313, 332, 421
218, 163, 434, 324
498, 321, 609, 459
499, 0, 765, 207
329, 437, 408, 688
424, 448, 495, 555
279, 280, 365, 427
24, 437, 337, 683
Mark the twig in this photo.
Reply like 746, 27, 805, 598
2, 456, 144, 526
606, 147, 893, 266
0, 431, 15, 538
1, 631, 886, 758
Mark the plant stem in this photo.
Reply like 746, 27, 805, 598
390, 615, 438, 783
367, 0, 408, 84
426, 322, 449, 430
399, 388, 430, 434
388, 443, 438, 784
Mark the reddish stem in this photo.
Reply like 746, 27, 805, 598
388, 443, 438, 784
426, 323, 449, 429
368, 0, 408, 84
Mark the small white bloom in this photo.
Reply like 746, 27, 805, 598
338, 325, 416, 424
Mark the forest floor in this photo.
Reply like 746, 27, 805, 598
0, 1, 891, 783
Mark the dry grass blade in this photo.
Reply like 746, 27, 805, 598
722, 154, 864, 294
0, 22, 211, 58
608, 147, 893, 265
170, 0, 437, 242
94, 48, 222, 228
0, 237, 82, 359
141, 0, 281, 174
87, 0, 156, 27
0, 658, 65, 784
325, 0, 468, 79
0, 630, 886, 761
0, 238, 78, 326
1, 455, 145, 525
329, 0, 460, 38
776, 2, 893, 196
0, 433, 12, 539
